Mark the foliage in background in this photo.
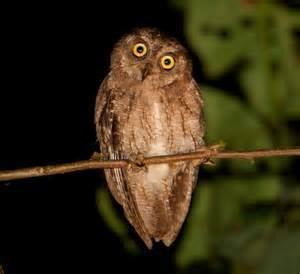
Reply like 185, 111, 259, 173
173, 1, 300, 274
97, 1, 300, 274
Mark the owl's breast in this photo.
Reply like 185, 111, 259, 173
116, 92, 168, 156
116, 88, 200, 157
145, 101, 169, 156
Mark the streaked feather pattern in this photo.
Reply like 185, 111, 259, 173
95, 28, 205, 248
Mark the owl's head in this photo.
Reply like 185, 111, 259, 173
110, 28, 192, 87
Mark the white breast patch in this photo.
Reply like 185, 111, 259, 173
145, 102, 170, 191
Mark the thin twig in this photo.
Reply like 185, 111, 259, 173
0, 147, 299, 182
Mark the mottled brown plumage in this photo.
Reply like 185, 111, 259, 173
95, 28, 205, 248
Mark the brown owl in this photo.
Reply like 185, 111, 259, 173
95, 28, 205, 249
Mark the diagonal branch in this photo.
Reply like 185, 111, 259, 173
0, 147, 299, 182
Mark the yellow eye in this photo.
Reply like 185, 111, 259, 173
132, 43, 147, 57
160, 55, 175, 70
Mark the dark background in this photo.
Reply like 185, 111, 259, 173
0, 1, 188, 273
1, 1, 300, 274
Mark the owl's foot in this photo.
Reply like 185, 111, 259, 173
128, 153, 147, 172
192, 147, 209, 167
192, 143, 225, 167
202, 143, 225, 166
203, 159, 215, 166
209, 142, 226, 152
90, 151, 105, 161
192, 157, 216, 167
192, 158, 206, 167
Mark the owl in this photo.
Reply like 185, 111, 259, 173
95, 28, 205, 249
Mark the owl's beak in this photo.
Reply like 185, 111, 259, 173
141, 63, 152, 81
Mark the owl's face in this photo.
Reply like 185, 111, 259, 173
110, 28, 192, 87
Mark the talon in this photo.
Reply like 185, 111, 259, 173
193, 144, 222, 167
130, 153, 145, 166
203, 159, 215, 166
90, 151, 105, 161
209, 142, 226, 152
128, 153, 147, 172
192, 157, 215, 167
193, 147, 210, 167
192, 159, 205, 167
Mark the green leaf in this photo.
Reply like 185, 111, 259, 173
96, 187, 138, 253
238, 5, 300, 121
176, 176, 281, 270
289, 9, 300, 28
203, 86, 274, 172
184, 0, 255, 77
257, 229, 300, 274
275, 8, 300, 118
169, 0, 185, 10
176, 184, 214, 269
239, 56, 281, 125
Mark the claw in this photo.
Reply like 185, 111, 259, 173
192, 143, 224, 167
128, 153, 147, 172
192, 158, 216, 167
203, 159, 215, 166
209, 142, 226, 152
192, 159, 205, 167
90, 151, 105, 161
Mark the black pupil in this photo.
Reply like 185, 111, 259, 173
164, 58, 171, 65
137, 46, 144, 53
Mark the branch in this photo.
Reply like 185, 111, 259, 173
0, 147, 299, 182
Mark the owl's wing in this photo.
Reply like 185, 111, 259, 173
192, 79, 206, 141
162, 80, 204, 245
162, 163, 199, 246
95, 77, 153, 249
